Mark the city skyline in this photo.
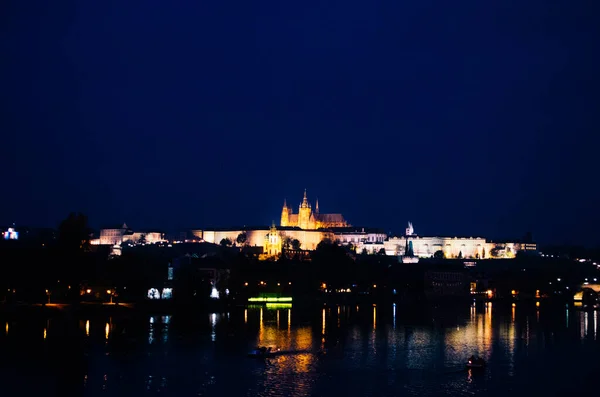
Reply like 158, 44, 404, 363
1, 2, 598, 246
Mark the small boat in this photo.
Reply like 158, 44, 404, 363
248, 346, 282, 358
466, 356, 486, 369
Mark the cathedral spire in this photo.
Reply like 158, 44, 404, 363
301, 189, 309, 208
315, 198, 319, 214
283, 198, 287, 209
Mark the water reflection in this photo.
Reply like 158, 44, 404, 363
2, 303, 600, 396
210, 313, 217, 342
373, 304, 377, 330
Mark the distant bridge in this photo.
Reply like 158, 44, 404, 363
573, 283, 600, 302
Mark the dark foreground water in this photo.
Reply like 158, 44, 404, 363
1, 301, 599, 396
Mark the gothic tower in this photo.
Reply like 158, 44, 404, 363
298, 189, 312, 230
280, 199, 289, 227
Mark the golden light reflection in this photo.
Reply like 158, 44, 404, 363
511, 303, 516, 322
5, 322, 8, 335
322, 308, 326, 336
259, 307, 264, 341
105, 322, 110, 340
85, 320, 90, 337
43, 328, 47, 339
287, 309, 291, 332
244, 309, 247, 324
373, 304, 377, 330
277, 310, 280, 328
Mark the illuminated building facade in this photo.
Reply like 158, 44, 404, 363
195, 226, 333, 252
264, 223, 282, 256
377, 223, 537, 259
90, 223, 166, 245
2, 227, 18, 240
280, 190, 349, 229
195, 201, 535, 260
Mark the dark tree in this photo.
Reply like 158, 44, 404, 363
361, 248, 368, 255
458, 250, 463, 259
220, 238, 233, 247
377, 248, 386, 255
434, 250, 445, 259
283, 237, 292, 250
405, 240, 414, 257
138, 234, 147, 244
236, 232, 247, 246
58, 212, 91, 252
291, 239, 301, 250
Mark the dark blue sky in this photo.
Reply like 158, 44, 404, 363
1, 1, 598, 245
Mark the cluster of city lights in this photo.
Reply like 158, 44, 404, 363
247, 297, 293, 303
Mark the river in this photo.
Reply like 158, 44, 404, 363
0, 301, 599, 396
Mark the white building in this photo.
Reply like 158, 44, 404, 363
90, 223, 166, 246
379, 222, 535, 259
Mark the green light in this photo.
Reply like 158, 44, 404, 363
247, 296, 293, 302
265, 303, 292, 309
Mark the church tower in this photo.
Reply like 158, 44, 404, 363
298, 189, 312, 230
280, 199, 289, 227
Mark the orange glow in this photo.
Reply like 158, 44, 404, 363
244, 309, 247, 324
85, 320, 90, 336
373, 284, 377, 288
86, 289, 92, 294
486, 289, 493, 298
277, 283, 280, 286
244, 282, 248, 286
536, 301, 540, 307
106, 290, 112, 295
322, 283, 327, 289
43, 328, 47, 339
5, 322, 8, 335
535, 290, 540, 298
105, 323, 110, 339
373, 305, 377, 329
511, 290, 517, 296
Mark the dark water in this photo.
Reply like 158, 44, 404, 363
1, 301, 599, 396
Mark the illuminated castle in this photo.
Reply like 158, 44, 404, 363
280, 190, 349, 230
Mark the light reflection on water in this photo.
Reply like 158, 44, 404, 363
0, 302, 600, 396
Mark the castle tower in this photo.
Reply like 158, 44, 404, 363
280, 199, 289, 227
264, 221, 282, 256
298, 189, 312, 229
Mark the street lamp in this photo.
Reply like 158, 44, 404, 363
45, 289, 50, 304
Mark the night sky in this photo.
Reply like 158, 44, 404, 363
1, 1, 598, 246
